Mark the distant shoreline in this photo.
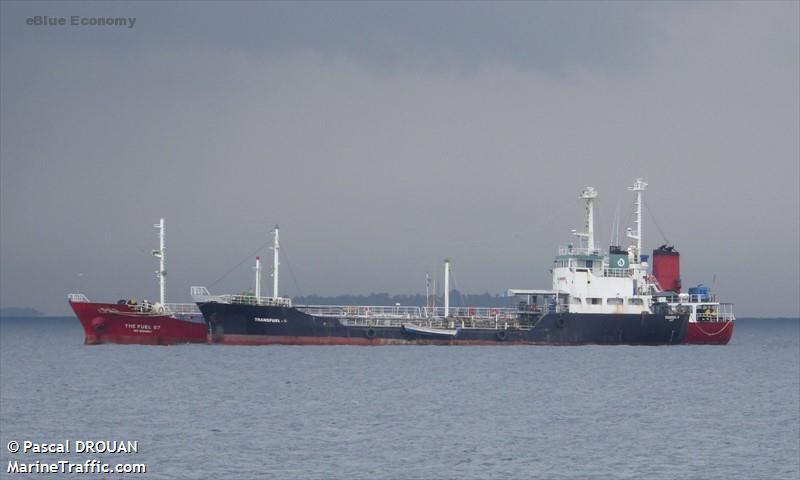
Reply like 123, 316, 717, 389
0, 307, 43, 317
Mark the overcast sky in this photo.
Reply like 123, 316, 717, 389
1, 1, 798, 317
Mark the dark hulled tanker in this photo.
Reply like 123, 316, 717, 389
193, 180, 696, 347
197, 299, 688, 346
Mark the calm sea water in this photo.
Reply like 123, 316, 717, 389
1, 317, 798, 479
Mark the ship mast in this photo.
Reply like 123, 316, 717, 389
272, 225, 280, 298
152, 218, 166, 305
573, 187, 598, 251
626, 178, 647, 264
255, 256, 262, 298
444, 259, 450, 318
425, 272, 431, 312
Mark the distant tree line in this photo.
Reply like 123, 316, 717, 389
293, 290, 515, 308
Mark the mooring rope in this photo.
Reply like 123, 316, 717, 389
694, 320, 733, 336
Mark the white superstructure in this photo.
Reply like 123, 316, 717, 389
549, 180, 654, 314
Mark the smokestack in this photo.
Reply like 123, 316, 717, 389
652, 245, 681, 293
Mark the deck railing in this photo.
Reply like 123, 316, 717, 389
219, 294, 293, 307
694, 303, 735, 322
191, 286, 292, 307
558, 246, 602, 256
299, 305, 422, 318
164, 303, 201, 315
297, 305, 519, 321
118, 302, 201, 316
336, 314, 535, 330
660, 293, 720, 303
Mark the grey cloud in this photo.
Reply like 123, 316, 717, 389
2, 1, 681, 74
0, 1, 797, 317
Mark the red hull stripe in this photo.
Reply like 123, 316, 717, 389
84, 334, 209, 346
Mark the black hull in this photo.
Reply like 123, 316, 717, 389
198, 303, 688, 346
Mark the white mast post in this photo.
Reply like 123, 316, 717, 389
573, 187, 598, 252
153, 218, 166, 305
255, 256, 262, 298
583, 187, 597, 251
444, 259, 450, 318
627, 178, 647, 264
272, 225, 280, 298
425, 272, 431, 315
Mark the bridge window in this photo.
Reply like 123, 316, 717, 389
607, 298, 623, 305
587, 298, 602, 305
628, 298, 644, 306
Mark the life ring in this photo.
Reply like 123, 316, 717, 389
365, 328, 376, 339
555, 316, 566, 329
496, 330, 507, 341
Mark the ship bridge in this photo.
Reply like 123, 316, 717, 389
548, 183, 654, 315
555, 246, 604, 270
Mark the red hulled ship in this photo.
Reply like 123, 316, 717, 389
67, 219, 207, 345
68, 296, 207, 345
